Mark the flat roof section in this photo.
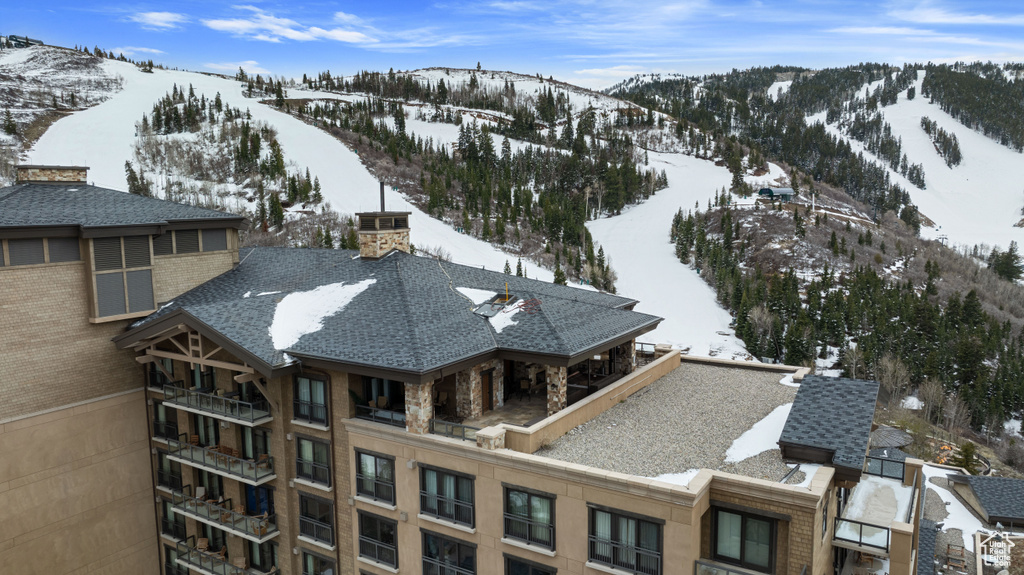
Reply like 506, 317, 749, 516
537, 361, 803, 483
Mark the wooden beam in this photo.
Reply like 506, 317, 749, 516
146, 348, 254, 374
136, 354, 174, 382
249, 378, 279, 414
132, 324, 189, 352
234, 373, 259, 383
168, 335, 190, 356
202, 346, 223, 360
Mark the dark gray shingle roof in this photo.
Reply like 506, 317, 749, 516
868, 447, 910, 462
128, 247, 659, 375
959, 475, 1024, 522
918, 519, 938, 575
0, 183, 242, 229
779, 375, 879, 472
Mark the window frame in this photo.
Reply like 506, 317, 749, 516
711, 506, 777, 574
246, 539, 278, 572
356, 450, 396, 505
587, 504, 663, 575
503, 484, 556, 550
298, 493, 335, 546
293, 375, 329, 426
296, 436, 332, 487
302, 550, 336, 575
422, 529, 476, 575
358, 511, 399, 569
160, 498, 186, 540
156, 450, 183, 491
505, 554, 557, 575
420, 465, 475, 528
89, 235, 156, 320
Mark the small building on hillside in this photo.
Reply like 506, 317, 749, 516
758, 187, 796, 201
947, 474, 1024, 527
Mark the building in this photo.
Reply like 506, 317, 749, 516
757, 187, 796, 202
2, 166, 924, 575
0, 165, 245, 574
947, 475, 1024, 528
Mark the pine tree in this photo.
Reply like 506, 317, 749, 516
2, 108, 16, 135
553, 259, 567, 285
516, 258, 523, 277
504, 260, 512, 274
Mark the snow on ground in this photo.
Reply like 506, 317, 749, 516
1005, 418, 1022, 438
587, 150, 750, 357
269, 278, 376, 350
651, 469, 700, 488
902, 396, 923, 410
27, 60, 552, 282
724, 403, 793, 463
767, 80, 792, 101
922, 464, 990, 549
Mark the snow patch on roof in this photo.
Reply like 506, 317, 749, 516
651, 469, 700, 488
779, 373, 800, 387
724, 403, 793, 463
787, 463, 822, 488
269, 278, 376, 350
490, 304, 522, 334
257, 291, 281, 297
922, 464, 990, 549
456, 287, 496, 305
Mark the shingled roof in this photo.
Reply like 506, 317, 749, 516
949, 475, 1024, 524
0, 183, 244, 236
778, 375, 879, 481
116, 247, 661, 380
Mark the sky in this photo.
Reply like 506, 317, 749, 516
6, 0, 1024, 88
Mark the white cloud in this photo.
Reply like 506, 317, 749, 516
130, 11, 188, 29
573, 65, 648, 77
829, 26, 938, 36
111, 46, 165, 57
204, 60, 270, 75
201, 7, 375, 44
890, 2, 1024, 26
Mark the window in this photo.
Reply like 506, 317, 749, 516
423, 531, 475, 575
191, 364, 214, 391
505, 487, 555, 549
193, 414, 219, 447
299, 494, 334, 546
153, 401, 178, 441
363, 377, 404, 410
8, 238, 44, 265
506, 556, 556, 575
202, 229, 228, 251
247, 540, 277, 573
153, 233, 173, 256
47, 237, 81, 262
91, 235, 155, 318
165, 545, 187, 575
356, 451, 395, 504
148, 358, 174, 389
157, 451, 182, 491
713, 508, 775, 573
302, 551, 335, 575
294, 375, 328, 425
196, 469, 223, 500
589, 506, 662, 575
244, 485, 275, 516
297, 437, 331, 486
242, 427, 270, 460
358, 512, 398, 568
161, 499, 186, 540
822, 493, 829, 540
176, 229, 200, 253
201, 523, 226, 553
420, 466, 474, 527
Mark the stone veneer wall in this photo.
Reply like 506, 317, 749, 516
357, 229, 410, 259
405, 379, 434, 434
15, 166, 88, 183
545, 365, 567, 416
455, 359, 502, 419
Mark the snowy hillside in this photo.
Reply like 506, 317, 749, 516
10, 46, 753, 359
813, 70, 1024, 252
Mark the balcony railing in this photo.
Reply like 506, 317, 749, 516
504, 513, 554, 549
635, 341, 657, 367
296, 459, 331, 487
163, 384, 272, 426
175, 535, 278, 575
359, 536, 398, 568
589, 534, 661, 575
299, 516, 334, 547
423, 557, 474, 575
834, 517, 890, 552
165, 561, 189, 575
167, 434, 275, 485
429, 419, 479, 441
154, 420, 179, 441
293, 399, 328, 426
158, 468, 183, 491
149, 376, 184, 393
172, 485, 278, 542
864, 456, 905, 480
355, 472, 395, 504
695, 559, 754, 575
355, 404, 405, 427
420, 491, 474, 527
161, 516, 187, 540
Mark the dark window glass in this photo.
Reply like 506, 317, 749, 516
202, 228, 228, 251
247, 540, 277, 572
153, 401, 178, 440
95, 272, 126, 317
202, 523, 226, 553
507, 557, 556, 575
302, 551, 335, 575
589, 507, 662, 575
713, 508, 774, 573
299, 494, 334, 546
153, 233, 173, 256
294, 376, 328, 425
423, 532, 475, 575
356, 451, 395, 504
297, 437, 331, 486
8, 238, 45, 266
420, 467, 474, 527
358, 512, 398, 568
123, 235, 151, 268
92, 237, 123, 270
156, 451, 182, 490
126, 269, 154, 312
176, 229, 200, 253
505, 488, 554, 549
47, 237, 81, 262
161, 499, 186, 539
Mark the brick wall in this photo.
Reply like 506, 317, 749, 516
153, 251, 236, 304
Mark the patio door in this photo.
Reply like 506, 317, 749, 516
482, 371, 493, 412
245, 485, 275, 515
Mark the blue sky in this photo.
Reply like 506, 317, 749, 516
8, 1, 1024, 88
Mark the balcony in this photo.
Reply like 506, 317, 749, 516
166, 434, 275, 486
429, 418, 480, 441
172, 485, 279, 543
153, 420, 179, 442
299, 516, 334, 547
157, 468, 184, 491
588, 534, 661, 575
833, 473, 915, 555
163, 384, 272, 427
161, 516, 187, 540
355, 404, 405, 428
175, 536, 278, 575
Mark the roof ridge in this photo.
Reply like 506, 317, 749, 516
528, 288, 571, 354
393, 256, 430, 370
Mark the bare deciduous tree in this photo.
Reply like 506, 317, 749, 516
944, 393, 971, 435
918, 378, 945, 424
877, 353, 910, 407
844, 344, 864, 379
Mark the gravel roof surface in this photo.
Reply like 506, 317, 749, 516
537, 362, 799, 482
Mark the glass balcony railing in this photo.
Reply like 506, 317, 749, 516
166, 434, 275, 485
163, 384, 272, 426
172, 485, 278, 542
175, 536, 278, 575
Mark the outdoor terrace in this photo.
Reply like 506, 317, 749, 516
537, 360, 808, 484
172, 485, 279, 543
166, 434, 276, 486
162, 384, 273, 427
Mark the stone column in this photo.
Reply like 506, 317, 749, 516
456, 369, 482, 420
491, 361, 505, 408
404, 379, 434, 434
545, 365, 567, 416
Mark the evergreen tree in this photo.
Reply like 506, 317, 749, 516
2, 108, 15, 135
553, 259, 567, 285
516, 258, 523, 277
504, 260, 512, 274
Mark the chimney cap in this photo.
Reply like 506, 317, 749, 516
16, 164, 90, 170
355, 211, 412, 217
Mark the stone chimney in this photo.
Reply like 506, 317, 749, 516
356, 182, 411, 259
16, 165, 89, 184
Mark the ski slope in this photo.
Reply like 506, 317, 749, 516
21, 49, 751, 357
